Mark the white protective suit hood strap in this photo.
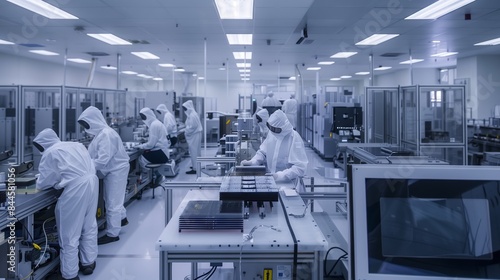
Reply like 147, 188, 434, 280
182, 100, 195, 113
78, 106, 107, 136
256, 109, 269, 123
140, 107, 157, 127
33, 128, 61, 152
156, 103, 169, 115
267, 110, 293, 138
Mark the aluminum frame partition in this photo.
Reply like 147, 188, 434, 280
364, 87, 400, 145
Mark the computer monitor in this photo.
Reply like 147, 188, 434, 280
348, 164, 500, 280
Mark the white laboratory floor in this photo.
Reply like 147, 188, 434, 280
76, 145, 338, 280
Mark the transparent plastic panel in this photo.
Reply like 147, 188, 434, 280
0, 86, 18, 160
421, 146, 465, 165
366, 88, 398, 144
401, 86, 417, 146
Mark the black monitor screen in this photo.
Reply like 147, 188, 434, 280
350, 165, 500, 280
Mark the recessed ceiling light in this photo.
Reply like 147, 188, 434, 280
330, 52, 358, 58
226, 34, 253, 45
330, 78, 341, 81
240, 73, 250, 77
355, 34, 399, 45
233, 52, 252, 60
137, 74, 152, 78
374, 66, 392, 71
432, 40, 441, 43
174, 68, 185, 72
192, 73, 197, 77
400, 58, 425, 64
236, 63, 251, 68
29, 50, 59, 56
239, 69, 251, 73
340, 75, 352, 79
0, 39, 15, 45
215, 0, 254, 19
355, 72, 370, 75
198, 77, 205, 80
101, 65, 117, 70
307, 67, 321, 71
218, 67, 226, 71
6, 0, 78, 19
431, 52, 458, 57
131, 52, 159, 59
289, 76, 296, 80
158, 63, 175, 67
474, 37, 500, 46
241, 78, 250, 81
87, 34, 131, 45
67, 58, 91, 64
440, 69, 449, 72
121, 71, 138, 75
153, 77, 163, 81
318, 61, 335, 65
405, 0, 475, 20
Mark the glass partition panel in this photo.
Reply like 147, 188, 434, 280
0, 86, 18, 163
401, 86, 417, 146
65, 87, 78, 141
21, 86, 62, 168
420, 146, 465, 165
419, 86, 465, 145
365, 87, 399, 144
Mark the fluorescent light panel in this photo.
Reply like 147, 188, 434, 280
474, 37, 500, 46
374, 66, 392, 71
29, 50, 59, 56
330, 78, 341, 81
67, 58, 91, 64
137, 74, 152, 78
431, 52, 458, 57
340, 75, 352, 79
233, 52, 252, 60
355, 72, 370, 75
158, 63, 175, 67
87, 33, 131, 45
318, 61, 335, 65
405, 0, 476, 20
240, 73, 250, 77
6, 0, 78, 19
289, 77, 296, 80
239, 69, 250, 73
0, 39, 15, 45
226, 34, 253, 45
174, 68, 185, 72
101, 65, 117, 70
198, 77, 205, 80
307, 67, 321, 71
215, 0, 254, 19
400, 58, 424, 64
236, 63, 251, 68
355, 34, 399, 45
121, 71, 138, 75
153, 77, 163, 81
330, 52, 357, 58
131, 52, 159, 59
241, 78, 250, 81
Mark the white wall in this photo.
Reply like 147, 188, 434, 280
374, 68, 439, 86
456, 56, 478, 119
475, 56, 500, 119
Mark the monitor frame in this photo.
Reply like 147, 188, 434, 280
348, 164, 500, 280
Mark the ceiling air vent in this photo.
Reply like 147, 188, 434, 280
302, 39, 314, 45
279, 76, 291, 80
380, 53, 405, 57
85, 52, 110, 56
19, 43, 45, 47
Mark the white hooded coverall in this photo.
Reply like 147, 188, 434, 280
255, 108, 269, 139
261, 92, 281, 108
34, 128, 98, 279
78, 106, 130, 238
156, 104, 178, 146
282, 95, 298, 129
138, 107, 170, 164
243, 110, 308, 183
182, 100, 202, 168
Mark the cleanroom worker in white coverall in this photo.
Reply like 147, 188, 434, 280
255, 108, 269, 139
78, 106, 129, 245
241, 110, 308, 190
34, 128, 98, 280
261, 92, 281, 108
182, 100, 202, 175
156, 103, 178, 147
137, 107, 171, 168
282, 93, 298, 129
